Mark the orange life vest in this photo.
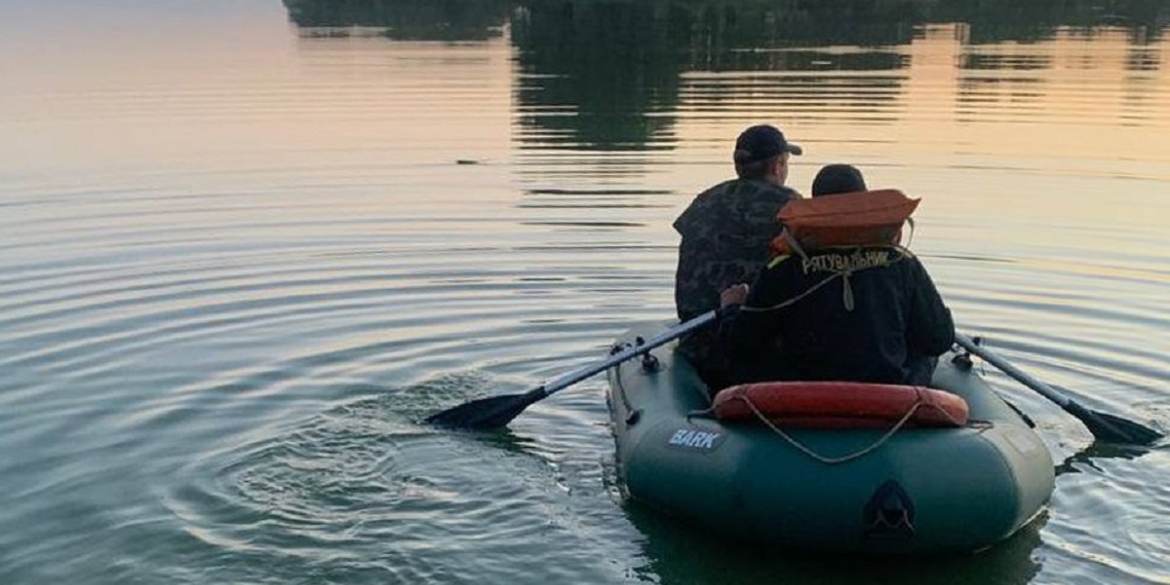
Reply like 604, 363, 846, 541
770, 189, 919, 257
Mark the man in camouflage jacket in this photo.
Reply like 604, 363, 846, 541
673, 124, 803, 391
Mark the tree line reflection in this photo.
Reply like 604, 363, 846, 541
283, 0, 510, 41
283, 0, 1168, 44
282, 0, 1169, 149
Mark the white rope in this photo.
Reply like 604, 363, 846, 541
739, 270, 845, 313
741, 392, 923, 465
842, 271, 855, 311
739, 246, 914, 315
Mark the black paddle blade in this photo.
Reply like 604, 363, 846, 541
1066, 401, 1163, 446
424, 387, 546, 431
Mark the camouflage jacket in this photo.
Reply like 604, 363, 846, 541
673, 178, 799, 382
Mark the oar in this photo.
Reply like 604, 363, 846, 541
955, 333, 1162, 446
425, 310, 719, 430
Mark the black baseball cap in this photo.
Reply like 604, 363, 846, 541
812, 164, 867, 197
733, 124, 803, 165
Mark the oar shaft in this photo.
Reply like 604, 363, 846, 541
955, 333, 1071, 408
538, 310, 719, 398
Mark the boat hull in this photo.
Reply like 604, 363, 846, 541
606, 324, 1055, 554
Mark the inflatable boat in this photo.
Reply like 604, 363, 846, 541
605, 323, 1055, 554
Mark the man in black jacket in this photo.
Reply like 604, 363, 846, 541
717, 165, 954, 389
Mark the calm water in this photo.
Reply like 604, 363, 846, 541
1, 0, 1168, 583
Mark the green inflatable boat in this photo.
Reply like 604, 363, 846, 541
605, 323, 1055, 554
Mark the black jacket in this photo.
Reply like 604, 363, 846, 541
718, 246, 954, 387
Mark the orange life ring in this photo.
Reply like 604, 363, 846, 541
712, 381, 969, 429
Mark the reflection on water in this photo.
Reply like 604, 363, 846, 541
270, 3, 1169, 584
629, 503, 1046, 585
285, 0, 1170, 44
512, 2, 685, 151
284, 0, 1170, 156
932, 0, 1168, 41
1, 1, 1168, 584
283, 0, 510, 40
